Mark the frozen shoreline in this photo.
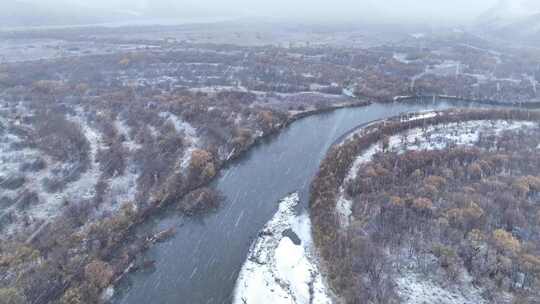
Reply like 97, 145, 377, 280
233, 193, 332, 304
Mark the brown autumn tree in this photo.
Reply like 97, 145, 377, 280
84, 260, 114, 289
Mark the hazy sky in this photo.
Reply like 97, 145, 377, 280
15, 0, 514, 24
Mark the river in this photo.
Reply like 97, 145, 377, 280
112, 99, 493, 304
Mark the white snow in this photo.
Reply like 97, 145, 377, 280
332, 114, 533, 303
103, 165, 139, 210
159, 112, 198, 139
38, 110, 104, 211
0, 107, 106, 236
335, 116, 537, 228
394, 95, 414, 102
233, 193, 332, 304
101, 286, 115, 302
410, 68, 427, 91
96, 119, 141, 213
342, 87, 356, 98
345, 119, 536, 182
188, 85, 249, 94
158, 112, 200, 170
400, 111, 437, 122
114, 119, 142, 151
393, 53, 413, 64
335, 196, 353, 227
397, 272, 486, 304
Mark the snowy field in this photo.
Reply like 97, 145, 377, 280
397, 271, 486, 304
233, 193, 332, 304
0, 106, 105, 236
0, 104, 205, 238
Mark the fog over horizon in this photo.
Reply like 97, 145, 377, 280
5, 0, 536, 27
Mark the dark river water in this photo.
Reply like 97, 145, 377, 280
112, 100, 492, 304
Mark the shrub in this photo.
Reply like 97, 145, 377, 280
84, 260, 114, 289
180, 187, 223, 213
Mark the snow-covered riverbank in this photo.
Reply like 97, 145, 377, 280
324, 111, 540, 303
233, 193, 332, 304
335, 115, 538, 228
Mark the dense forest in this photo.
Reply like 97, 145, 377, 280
311, 109, 540, 303
0, 56, 290, 304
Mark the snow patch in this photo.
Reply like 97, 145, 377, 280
335, 118, 537, 228
397, 272, 486, 304
159, 112, 198, 140
394, 95, 413, 102
0, 107, 107, 236
114, 119, 142, 151
233, 193, 332, 304
346, 119, 536, 182
42, 110, 104, 209
103, 165, 139, 211
188, 85, 248, 94
342, 87, 356, 98
336, 196, 353, 228
393, 53, 415, 64
401, 111, 437, 122
158, 112, 200, 170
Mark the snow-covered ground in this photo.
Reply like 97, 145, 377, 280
233, 193, 332, 304
0, 106, 140, 235
0, 108, 98, 233
2, 107, 207, 232
330, 113, 539, 303
188, 85, 249, 94
114, 119, 142, 151
397, 271, 486, 304
410, 60, 460, 91
393, 53, 416, 64
336, 115, 538, 228
97, 119, 141, 215
53, 110, 104, 205
0, 121, 43, 234
159, 112, 200, 170
393, 250, 488, 304
403, 48, 538, 94
346, 118, 536, 184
